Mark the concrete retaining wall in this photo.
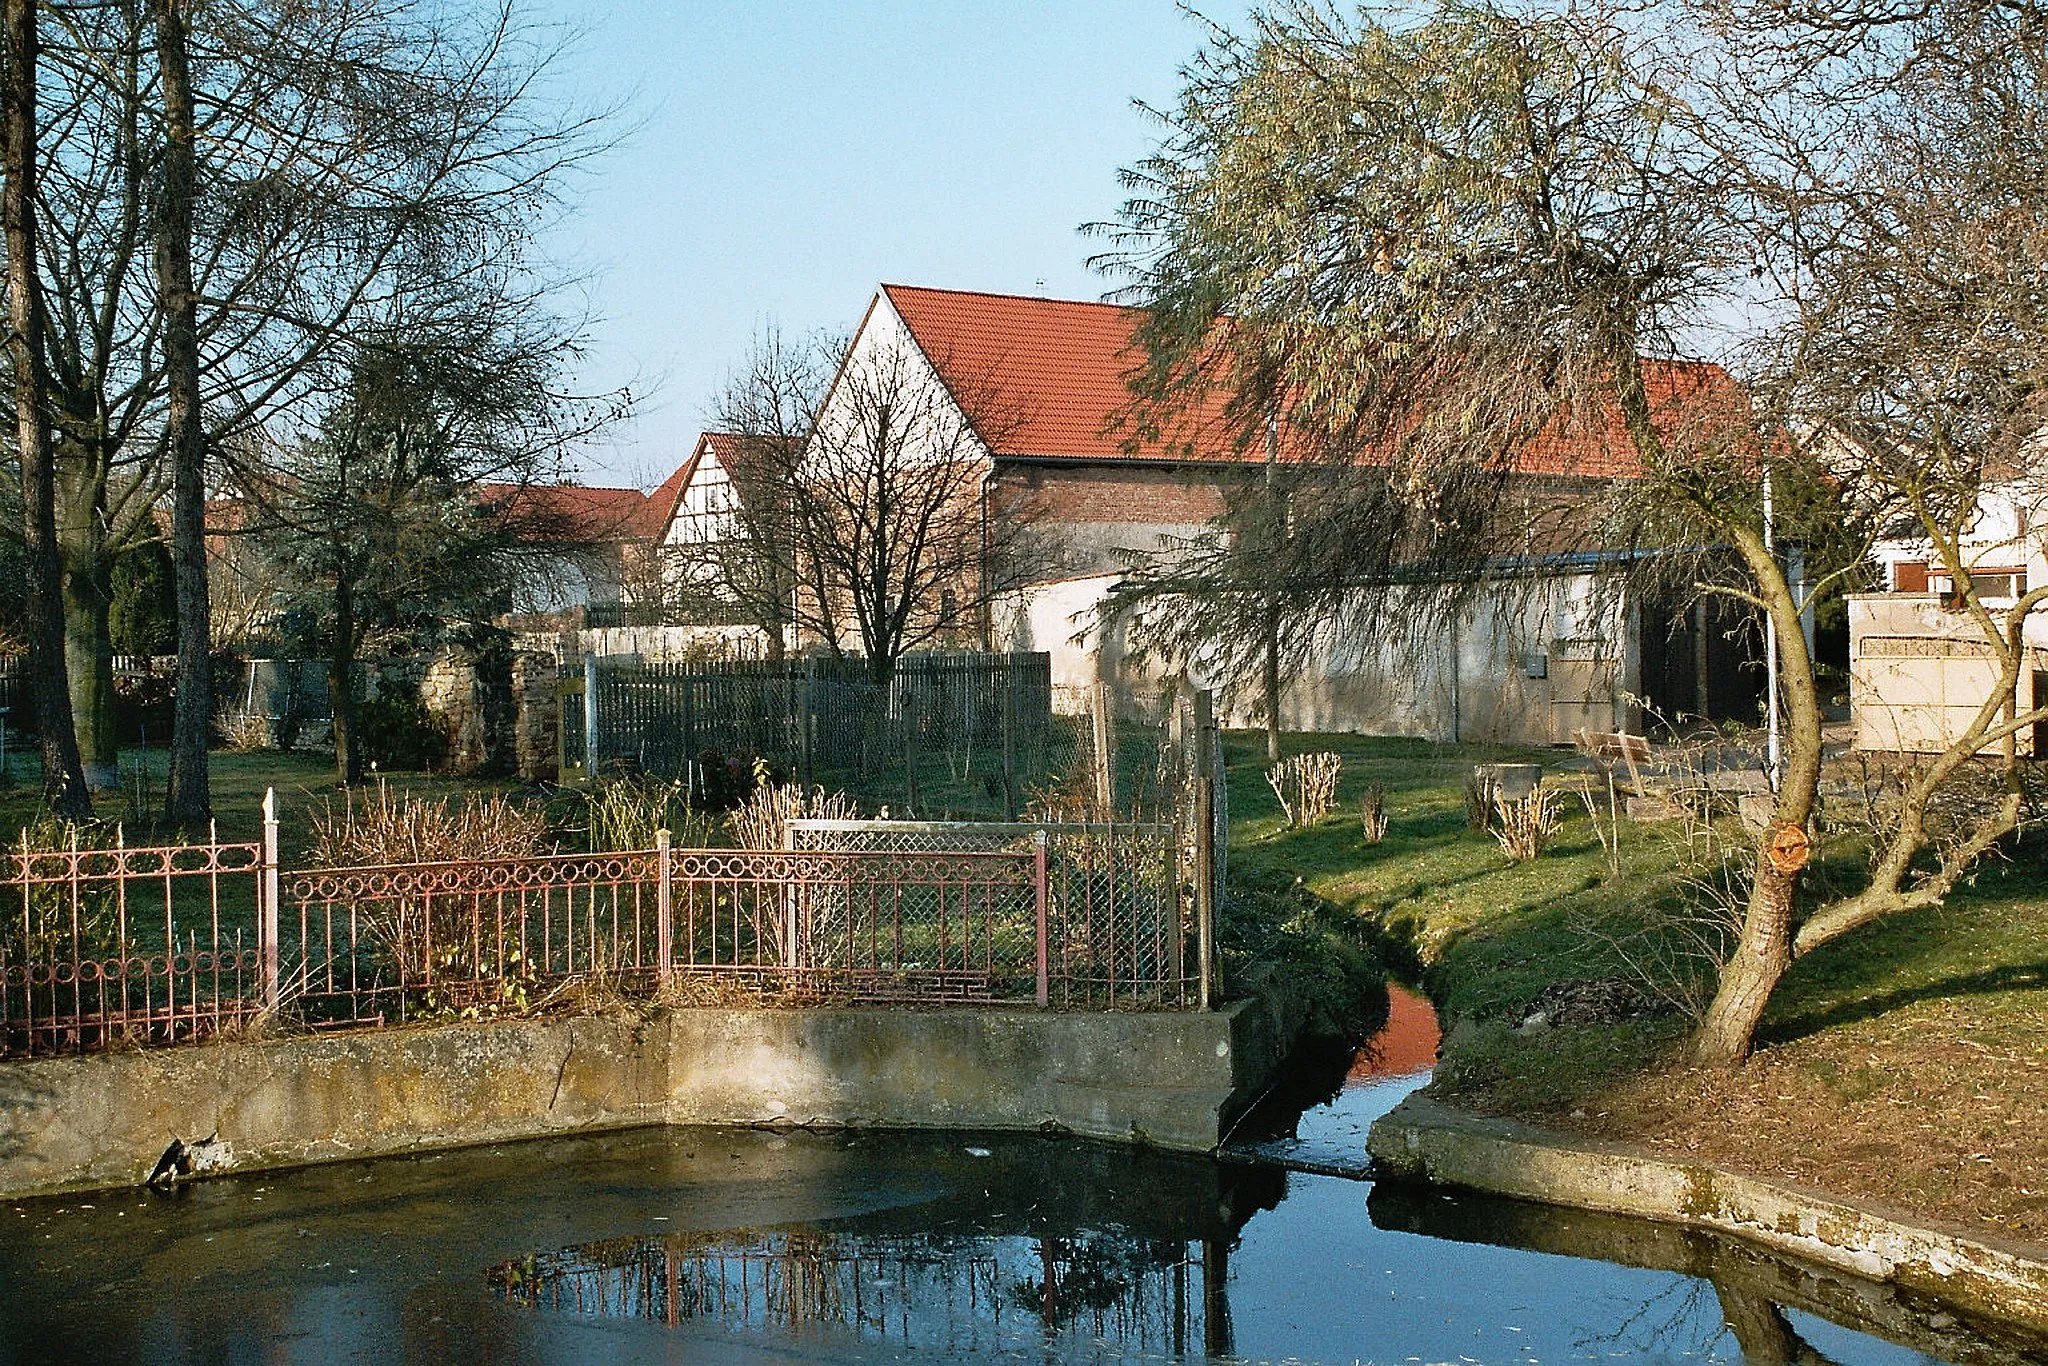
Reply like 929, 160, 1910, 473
1369, 1093, 2048, 1333
0, 1003, 1270, 1199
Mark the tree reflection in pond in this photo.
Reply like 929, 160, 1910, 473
488, 1226, 1230, 1359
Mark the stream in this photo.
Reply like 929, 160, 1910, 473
1, 989, 2041, 1364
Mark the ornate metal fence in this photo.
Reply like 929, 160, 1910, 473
0, 795, 1211, 1058
281, 849, 667, 1027
0, 833, 265, 1054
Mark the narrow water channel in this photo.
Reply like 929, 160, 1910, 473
1, 991, 2040, 1364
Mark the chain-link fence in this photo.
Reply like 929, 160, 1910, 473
787, 818, 1200, 1008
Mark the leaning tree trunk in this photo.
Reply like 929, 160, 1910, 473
154, 0, 211, 826
1689, 861, 1797, 1067
1, 0, 90, 818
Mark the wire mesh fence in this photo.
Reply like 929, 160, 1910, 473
585, 653, 1058, 815
786, 819, 1195, 1008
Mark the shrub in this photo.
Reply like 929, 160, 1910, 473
1464, 770, 1499, 832
1359, 783, 1388, 844
1493, 787, 1559, 862
728, 776, 859, 850
554, 773, 721, 852
1266, 751, 1342, 828
307, 781, 549, 868
354, 681, 448, 771
112, 667, 176, 744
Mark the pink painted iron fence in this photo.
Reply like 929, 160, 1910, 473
0, 794, 1211, 1058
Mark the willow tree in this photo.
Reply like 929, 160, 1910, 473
1100, 0, 2047, 1065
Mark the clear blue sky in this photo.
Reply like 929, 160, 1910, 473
532, 2, 1247, 488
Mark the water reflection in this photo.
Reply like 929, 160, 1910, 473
488, 1227, 1235, 1358
1226, 981, 1441, 1172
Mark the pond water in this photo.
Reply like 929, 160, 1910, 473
1, 993, 2041, 1364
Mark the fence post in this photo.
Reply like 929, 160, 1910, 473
1034, 829, 1050, 1008
655, 828, 673, 988
1194, 775, 1215, 1012
1091, 680, 1114, 814
582, 652, 600, 778
799, 657, 815, 790
260, 786, 281, 1016
1001, 668, 1019, 821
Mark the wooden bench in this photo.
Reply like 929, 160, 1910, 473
1571, 727, 1652, 795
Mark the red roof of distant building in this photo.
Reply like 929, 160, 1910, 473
479, 481, 650, 542
880, 282, 1741, 478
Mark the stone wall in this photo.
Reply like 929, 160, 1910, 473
420, 646, 519, 776
0, 1002, 1275, 1198
511, 651, 559, 781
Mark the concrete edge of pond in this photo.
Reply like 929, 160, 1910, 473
0, 999, 1302, 1200
1367, 1091, 2048, 1332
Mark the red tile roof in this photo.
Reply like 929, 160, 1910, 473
881, 283, 1742, 479
884, 284, 1239, 463
479, 481, 651, 543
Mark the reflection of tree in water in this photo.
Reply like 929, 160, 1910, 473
1574, 1273, 1844, 1365
488, 1226, 1219, 1357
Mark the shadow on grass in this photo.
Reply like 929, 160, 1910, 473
1762, 961, 2048, 1046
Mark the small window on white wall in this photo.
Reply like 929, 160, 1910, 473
1928, 568, 2027, 605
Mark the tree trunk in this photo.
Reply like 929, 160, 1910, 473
1, 0, 90, 818
1262, 609, 1282, 763
58, 514, 118, 790
1690, 861, 1796, 1067
155, 0, 211, 826
330, 575, 360, 785
1713, 1281, 1829, 1365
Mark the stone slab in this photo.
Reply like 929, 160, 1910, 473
1368, 1092, 2048, 1332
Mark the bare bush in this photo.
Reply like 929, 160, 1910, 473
1267, 751, 1342, 828
1492, 788, 1559, 862
728, 782, 859, 850
565, 774, 720, 853
1464, 770, 1498, 832
1572, 732, 1751, 1019
307, 780, 549, 868
215, 709, 272, 754
1577, 772, 1623, 881
1359, 783, 1388, 844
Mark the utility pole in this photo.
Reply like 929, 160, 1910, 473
1763, 467, 1781, 791
1262, 413, 1282, 763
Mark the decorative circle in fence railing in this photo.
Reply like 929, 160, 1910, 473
8, 842, 262, 882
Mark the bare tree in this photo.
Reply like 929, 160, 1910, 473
4, 0, 610, 788
151, 0, 208, 824
2, 0, 88, 817
691, 329, 1045, 684
675, 327, 826, 660
792, 336, 1039, 685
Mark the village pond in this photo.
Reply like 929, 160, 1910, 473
1, 997, 2040, 1364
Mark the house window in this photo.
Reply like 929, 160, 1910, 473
1927, 568, 2028, 606
1892, 560, 1929, 592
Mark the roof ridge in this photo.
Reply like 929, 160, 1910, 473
881, 281, 1139, 314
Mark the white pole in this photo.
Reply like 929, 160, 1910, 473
1763, 468, 1781, 791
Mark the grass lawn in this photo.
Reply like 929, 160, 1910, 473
1225, 729, 2048, 1243
0, 747, 526, 856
